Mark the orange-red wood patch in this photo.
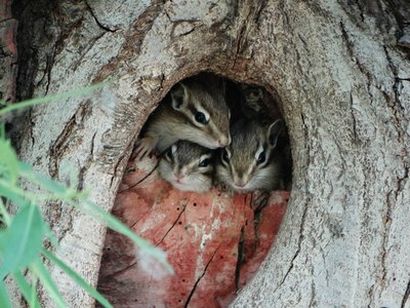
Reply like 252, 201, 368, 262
98, 156, 288, 307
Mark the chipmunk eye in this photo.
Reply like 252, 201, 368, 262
256, 151, 266, 165
199, 158, 210, 167
194, 112, 208, 124
221, 149, 229, 164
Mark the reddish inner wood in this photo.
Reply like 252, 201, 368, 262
98, 156, 288, 307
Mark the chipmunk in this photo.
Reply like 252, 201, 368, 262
134, 80, 231, 160
216, 119, 286, 209
158, 141, 214, 192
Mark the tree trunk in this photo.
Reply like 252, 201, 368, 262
9, 0, 410, 306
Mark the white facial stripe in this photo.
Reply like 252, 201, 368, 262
255, 144, 265, 160
225, 148, 232, 159
203, 110, 227, 143
172, 151, 180, 174
198, 156, 213, 173
199, 153, 212, 162
171, 144, 177, 155
209, 120, 219, 135
186, 161, 197, 172
231, 167, 239, 182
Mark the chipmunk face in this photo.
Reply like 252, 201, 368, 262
216, 119, 283, 192
171, 83, 231, 149
158, 141, 214, 192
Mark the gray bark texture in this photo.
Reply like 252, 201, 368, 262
0, 0, 17, 103
6, 0, 410, 306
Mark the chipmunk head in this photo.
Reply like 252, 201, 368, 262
170, 82, 231, 149
158, 141, 214, 192
216, 119, 283, 192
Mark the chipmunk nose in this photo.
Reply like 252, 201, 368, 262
174, 169, 188, 182
174, 172, 183, 182
218, 135, 231, 147
235, 178, 247, 188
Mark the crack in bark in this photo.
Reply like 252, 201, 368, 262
383, 45, 408, 146
379, 47, 409, 300
155, 203, 187, 246
401, 278, 410, 308
84, 1, 117, 33
254, 0, 268, 26
309, 275, 317, 307
397, 166, 409, 195
234, 227, 245, 291
109, 149, 129, 189
102, 259, 138, 281
232, 0, 263, 68
70, 30, 107, 73
184, 246, 220, 308
232, 20, 248, 68
28, 108, 35, 148
355, 0, 365, 23
77, 132, 96, 191
271, 114, 310, 294
93, 0, 166, 83
46, 199, 75, 243
48, 102, 91, 178
44, 49, 55, 95
34, 48, 55, 95
349, 88, 359, 143
276, 199, 308, 289
340, 21, 373, 86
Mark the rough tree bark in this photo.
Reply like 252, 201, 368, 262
6, 0, 410, 306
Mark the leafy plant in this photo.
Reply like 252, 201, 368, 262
0, 87, 172, 307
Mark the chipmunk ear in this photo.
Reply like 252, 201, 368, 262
267, 119, 284, 148
171, 83, 189, 110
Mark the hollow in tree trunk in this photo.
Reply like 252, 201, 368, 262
6, 0, 410, 306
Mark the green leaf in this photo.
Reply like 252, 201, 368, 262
18, 162, 68, 195
0, 139, 19, 184
18, 162, 85, 202
44, 224, 59, 249
42, 249, 112, 308
13, 272, 41, 308
0, 205, 46, 279
0, 83, 106, 117
30, 276, 39, 308
0, 123, 5, 139
0, 280, 12, 308
82, 201, 173, 274
0, 181, 29, 207
30, 259, 66, 308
